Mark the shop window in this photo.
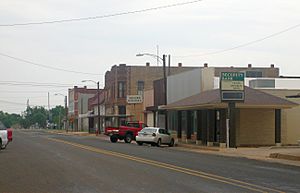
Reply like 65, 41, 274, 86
137, 81, 144, 96
118, 81, 126, 98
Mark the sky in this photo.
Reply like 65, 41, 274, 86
0, 0, 300, 114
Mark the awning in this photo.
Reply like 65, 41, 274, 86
161, 87, 298, 111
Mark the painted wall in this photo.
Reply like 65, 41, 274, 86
167, 67, 215, 104
146, 112, 154, 127
143, 89, 154, 110
236, 109, 275, 146
261, 89, 300, 145
167, 68, 201, 104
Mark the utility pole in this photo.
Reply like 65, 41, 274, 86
64, 96, 68, 132
48, 92, 50, 127
97, 81, 101, 134
163, 54, 168, 131
168, 54, 171, 75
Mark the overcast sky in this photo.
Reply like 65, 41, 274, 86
0, 0, 299, 113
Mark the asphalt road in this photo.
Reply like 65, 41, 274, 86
1, 130, 300, 193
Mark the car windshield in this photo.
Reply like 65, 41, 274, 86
0, 121, 7, 130
140, 128, 157, 133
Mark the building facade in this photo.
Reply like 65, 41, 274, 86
68, 86, 97, 131
104, 63, 198, 126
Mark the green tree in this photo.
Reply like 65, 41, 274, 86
0, 111, 22, 128
50, 106, 65, 129
20, 106, 48, 128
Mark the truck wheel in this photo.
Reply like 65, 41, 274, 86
157, 139, 161, 147
168, 139, 174, 147
137, 141, 143, 146
110, 135, 118, 143
124, 133, 133, 143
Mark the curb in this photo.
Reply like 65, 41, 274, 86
176, 143, 220, 152
269, 153, 300, 161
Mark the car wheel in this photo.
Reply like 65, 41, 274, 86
157, 139, 161, 147
110, 135, 118, 143
137, 141, 143, 146
168, 139, 174, 147
1, 144, 6, 149
124, 133, 133, 143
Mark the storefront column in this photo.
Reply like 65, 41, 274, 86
177, 111, 182, 141
186, 111, 192, 142
196, 110, 202, 145
228, 102, 236, 148
275, 109, 281, 146
201, 110, 208, 145
207, 110, 215, 146
219, 109, 227, 148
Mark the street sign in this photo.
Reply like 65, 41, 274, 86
220, 72, 245, 101
126, 95, 143, 104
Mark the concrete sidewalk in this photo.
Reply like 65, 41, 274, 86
177, 143, 300, 166
45, 129, 300, 167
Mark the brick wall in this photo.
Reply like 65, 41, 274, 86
237, 108, 275, 146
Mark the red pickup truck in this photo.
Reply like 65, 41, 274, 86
105, 121, 147, 143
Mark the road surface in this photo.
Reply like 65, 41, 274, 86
1, 130, 299, 193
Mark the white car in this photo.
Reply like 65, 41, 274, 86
0, 122, 8, 150
136, 127, 175, 147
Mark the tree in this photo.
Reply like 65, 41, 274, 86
0, 111, 22, 128
20, 106, 48, 129
50, 106, 65, 129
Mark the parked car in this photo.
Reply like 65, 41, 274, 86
105, 121, 147, 143
0, 121, 9, 150
136, 127, 175, 147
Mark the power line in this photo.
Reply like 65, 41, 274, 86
0, 52, 102, 75
0, 0, 203, 27
0, 81, 103, 88
174, 23, 300, 58
0, 99, 26, 106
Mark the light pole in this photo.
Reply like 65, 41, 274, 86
54, 93, 67, 131
136, 53, 168, 131
82, 80, 101, 134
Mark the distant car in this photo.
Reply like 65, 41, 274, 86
0, 121, 9, 150
136, 127, 175, 147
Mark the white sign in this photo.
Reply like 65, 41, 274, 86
127, 95, 143, 104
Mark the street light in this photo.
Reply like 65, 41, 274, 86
82, 80, 101, 134
54, 93, 68, 131
136, 53, 168, 131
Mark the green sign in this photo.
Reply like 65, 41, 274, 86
221, 72, 245, 91
220, 72, 245, 101
221, 72, 244, 81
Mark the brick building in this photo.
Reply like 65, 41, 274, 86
88, 89, 106, 132
68, 86, 97, 131
104, 63, 198, 126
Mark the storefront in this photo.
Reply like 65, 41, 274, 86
163, 87, 297, 147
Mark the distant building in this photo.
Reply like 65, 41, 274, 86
88, 89, 106, 132
68, 86, 97, 131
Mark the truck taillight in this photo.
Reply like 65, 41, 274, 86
152, 133, 156, 137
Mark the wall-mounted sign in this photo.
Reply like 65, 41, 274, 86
127, 95, 143, 104
220, 72, 245, 101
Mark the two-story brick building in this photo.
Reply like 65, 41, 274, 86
68, 86, 97, 131
104, 63, 198, 126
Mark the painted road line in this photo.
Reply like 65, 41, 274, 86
47, 137, 285, 193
